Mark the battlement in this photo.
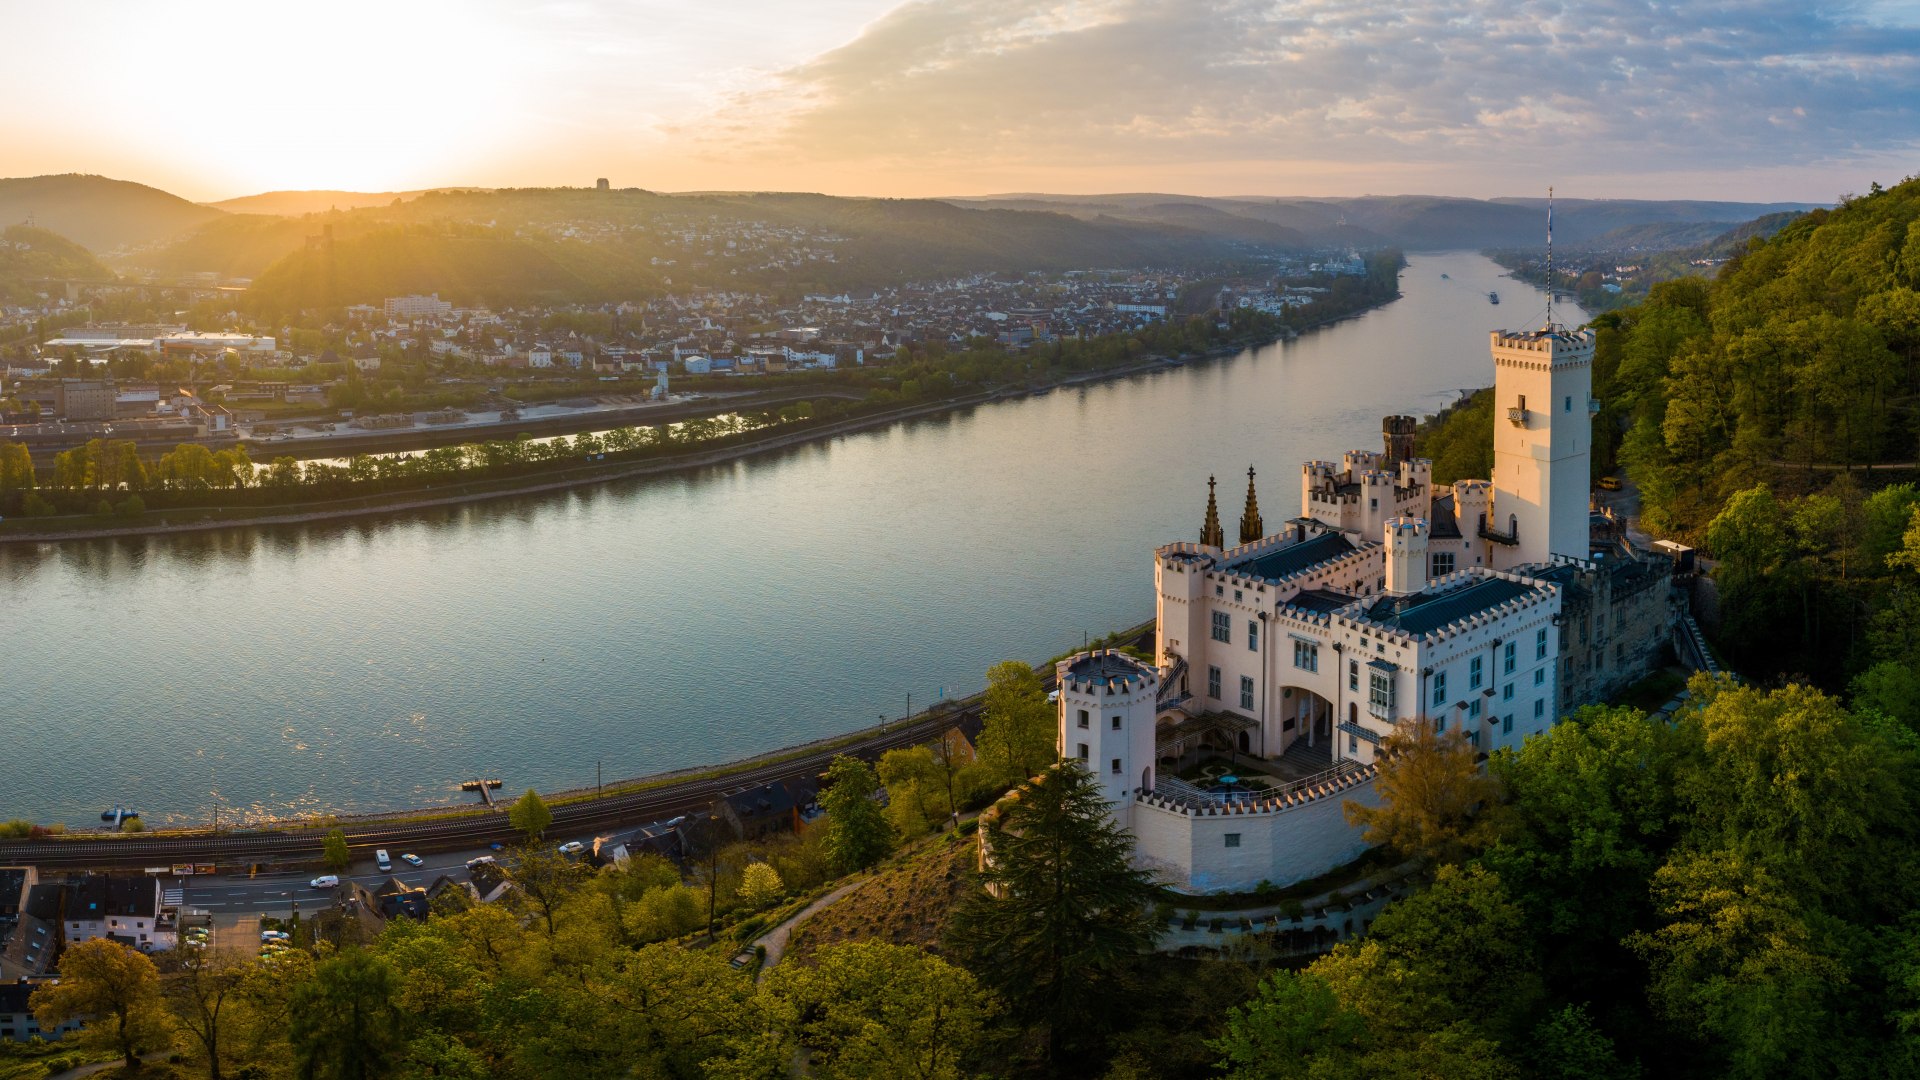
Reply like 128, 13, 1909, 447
1136, 761, 1376, 816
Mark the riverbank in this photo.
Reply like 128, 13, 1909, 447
0, 302, 1396, 545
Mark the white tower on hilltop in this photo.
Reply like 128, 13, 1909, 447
1056, 650, 1160, 827
1489, 325, 1594, 568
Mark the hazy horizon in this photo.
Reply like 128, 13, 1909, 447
6, 0, 1919, 206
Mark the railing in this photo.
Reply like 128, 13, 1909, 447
1144, 759, 1369, 813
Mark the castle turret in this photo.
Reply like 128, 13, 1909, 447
1384, 516, 1429, 595
1239, 466, 1264, 545
1200, 476, 1224, 549
1383, 415, 1417, 467
1056, 650, 1161, 827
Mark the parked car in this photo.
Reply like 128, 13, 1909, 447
400, 853, 423, 866
1597, 475, 1622, 491
557, 841, 586, 857
309, 875, 339, 889
375, 849, 392, 872
260, 930, 290, 943
465, 856, 495, 870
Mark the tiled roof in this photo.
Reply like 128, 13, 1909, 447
1235, 532, 1355, 581
1362, 576, 1538, 636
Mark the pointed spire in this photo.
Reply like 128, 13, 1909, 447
1201, 475, 1224, 548
1240, 466, 1264, 545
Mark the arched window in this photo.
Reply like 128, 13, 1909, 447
1509, 513, 1518, 538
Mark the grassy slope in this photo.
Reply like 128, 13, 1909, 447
782, 837, 976, 962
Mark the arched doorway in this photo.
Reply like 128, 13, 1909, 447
1276, 685, 1334, 756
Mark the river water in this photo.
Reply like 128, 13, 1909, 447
1, 252, 1581, 826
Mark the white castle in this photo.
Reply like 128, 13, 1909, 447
1056, 324, 1677, 893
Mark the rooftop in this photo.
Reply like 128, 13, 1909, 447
1288, 587, 1356, 614
1361, 575, 1538, 636
1065, 650, 1154, 680
1233, 532, 1355, 581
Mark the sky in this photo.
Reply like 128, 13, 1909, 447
4, 0, 1919, 203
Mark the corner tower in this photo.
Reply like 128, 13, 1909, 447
1056, 650, 1160, 829
1489, 326, 1595, 567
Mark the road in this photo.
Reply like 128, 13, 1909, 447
0, 624, 1153, 872
179, 848, 490, 916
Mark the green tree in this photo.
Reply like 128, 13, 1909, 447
322, 828, 351, 872
1212, 969, 1369, 1080
30, 939, 171, 1070
508, 787, 552, 842
820, 756, 895, 874
289, 950, 406, 1080
738, 862, 783, 910
165, 951, 252, 1080
946, 761, 1160, 1063
762, 941, 998, 1080
1343, 720, 1503, 868
975, 659, 1056, 785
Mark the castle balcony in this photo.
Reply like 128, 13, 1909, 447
1506, 406, 1529, 426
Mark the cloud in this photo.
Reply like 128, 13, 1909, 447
701, 0, 1920, 190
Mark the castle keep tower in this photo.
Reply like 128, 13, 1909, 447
1489, 326, 1594, 567
1056, 651, 1160, 828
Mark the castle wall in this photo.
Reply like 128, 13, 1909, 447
1132, 778, 1381, 893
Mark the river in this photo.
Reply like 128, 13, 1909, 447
0, 252, 1582, 826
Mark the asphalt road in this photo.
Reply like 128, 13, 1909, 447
180, 847, 502, 915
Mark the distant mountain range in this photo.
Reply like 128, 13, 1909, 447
948, 193, 1823, 251
0, 173, 1827, 311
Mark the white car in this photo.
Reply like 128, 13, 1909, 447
400, 853, 423, 866
375, 849, 392, 872
464, 855, 495, 870
309, 875, 339, 889
557, 841, 586, 857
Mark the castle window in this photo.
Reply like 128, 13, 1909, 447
1536, 628, 1548, 659
1432, 670, 1447, 706
1431, 551, 1455, 577
1503, 683, 1514, 702
1470, 656, 1484, 690
1240, 676, 1255, 710
1368, 670, 1394, 719
1111, 715, 1122, 730
1248, 621, 1259, 652
1436, 715, 1446, 733
1504, 714, 1514, 735
1503, 642, 1516, 675
1534, 669, 1545, 686
1211, 612, 1231, 643
1234, 589, 1242, 601
1077, 743, 1089, 761
1224, 833, 1241, 848
1111, 758, 1122, 775
1077, 709, 1089, 729
1293, 640, 1319, 672
1349, 660, 1359, 692
1534, 699, 1545, 718
1349, 733, 1358, 754
1469, 699, 1483, 719
1208, 666, 1222, 699
1370, 498, 1378, 510
1565, 395, 1573, 412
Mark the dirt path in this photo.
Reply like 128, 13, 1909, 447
753, 877, 872, 975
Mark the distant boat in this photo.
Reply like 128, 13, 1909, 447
1489, 291, 1500, 304
1440, 273, 1450, 279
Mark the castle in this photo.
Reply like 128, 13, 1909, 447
1055, 324, 1678, 893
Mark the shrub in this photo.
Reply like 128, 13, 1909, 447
116, 494, 145, 516
21, 493, 55, 517
92, 498, 114, 516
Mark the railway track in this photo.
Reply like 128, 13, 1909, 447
0, 626, 1153, 870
